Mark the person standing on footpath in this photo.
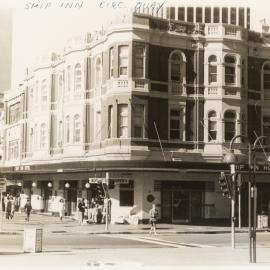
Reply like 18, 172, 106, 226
24, 198, 32, 223
149, 204, 159, 235
5, 197, 12, 220
59, 198, 65, 221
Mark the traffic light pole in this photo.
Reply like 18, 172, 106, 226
230, 164, 236, 249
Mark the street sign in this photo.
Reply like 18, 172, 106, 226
110, 178, 130, 184
89, 178, 107, 184
0, 178, 6, 192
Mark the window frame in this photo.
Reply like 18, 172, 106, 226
117, 104, 128, 138
224, 110, 236, 142
134, 45, 145, 78
169, 108, 182, 140
118, 45, 128, 77
73, 114, 81, 143
208, 55, 218, 84
133, 104, 145, 138
208, 111, 217, 141
74, 63, 82, 92
119, 180, 134, 207
225, 55, 236, 85
40, 123, 47, 149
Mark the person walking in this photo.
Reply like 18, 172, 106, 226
78, 199, 86, 225
10, 196, 16, 219
24, 198, 32, 223
149, 204, 159, 235
59, 198, 65, 221
5, 197, 12, 220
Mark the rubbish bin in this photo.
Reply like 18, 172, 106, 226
23, 228, 43, 253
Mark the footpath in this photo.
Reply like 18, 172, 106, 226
1, 212, 269, 235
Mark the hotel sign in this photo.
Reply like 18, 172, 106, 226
235, 164, 270, 172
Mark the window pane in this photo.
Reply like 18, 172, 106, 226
222, 8, 228, 23
178, 7, 185, 21
213, 7, 220, 23
187, 7, 194, 22
230, 8, 236, 25
239, 8, 245, 27
205, 7, 211, 23
196, 7, 202, 23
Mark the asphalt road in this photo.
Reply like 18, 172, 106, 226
2, 231, 270, 252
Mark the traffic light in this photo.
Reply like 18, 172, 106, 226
219, 172, 232, 199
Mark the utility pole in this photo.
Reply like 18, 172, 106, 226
230, 164, 236, 249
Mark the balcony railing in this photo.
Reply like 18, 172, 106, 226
206, 24, 244, 40
205, 87, 242, 98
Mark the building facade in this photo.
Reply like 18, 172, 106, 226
2, 5, 270, 224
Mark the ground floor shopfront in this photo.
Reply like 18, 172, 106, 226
2, 161, 270, 225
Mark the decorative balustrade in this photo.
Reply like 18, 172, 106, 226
207, 87, 218, 96
170, 81, 183, 95
206, 24, 243, 40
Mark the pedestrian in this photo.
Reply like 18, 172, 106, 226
149, 204, 159, 235
78, 199, 86, 225
10, 196, 16, 219
5, 197, 12, 220
59, 198, 65, 221
24, 198, 32, 223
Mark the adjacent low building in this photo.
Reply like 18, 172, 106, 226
2, 5, 270, 224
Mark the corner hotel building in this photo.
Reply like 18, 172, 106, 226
2, 4, 270, 224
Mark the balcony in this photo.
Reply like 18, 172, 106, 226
205, 86, 243, 99
169, 81, 186, 95
206, 24, 244, 40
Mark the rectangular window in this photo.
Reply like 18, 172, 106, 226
263, 116, 270, 137
134, 45, 145, 78
117, 104, 128, 138
187, 7, 194, 23
208, 121, 217, 141
178, 7, 185, 21
225, 66, 236, 84
118, 45, 128, 77
209, 65, 217, 83
205, 7, 211, 23
95, 111, 101, 141
230, 8, 236, 25
8, 140, 19, 160
222, 8, 228, 24
9, 103, 21, 124
213, 7, 220, 23
239, 8, 245, 27
166, 7, 175, 20
170, 109, 181, 140
196, 7, 202, 23
109, 47, 114, 78
108, 105, 113, 138
120, 180, 134, 206
133, 104, 145, 138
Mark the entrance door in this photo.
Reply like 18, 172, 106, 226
172, 190, 189, 223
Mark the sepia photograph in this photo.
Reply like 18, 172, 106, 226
0, 0, 270, 269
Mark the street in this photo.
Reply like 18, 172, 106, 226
1, 213, 270, 268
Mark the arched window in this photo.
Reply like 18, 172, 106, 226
224, 111, 236, 141
41, 79, 47, 110
67, 66, 71, 92
73, 114, 81, 143
263, 63, 270, 99
170, 53, 181, 81
208, 111, 217, 141
208, 56, 217, 84
40, 123, 47, 149
95, 57, 102, 87
65, 115, 70, 143
225, 55, 236, 84
74, 64, 82, 91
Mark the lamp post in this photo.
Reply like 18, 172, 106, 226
224, 134, 268, 263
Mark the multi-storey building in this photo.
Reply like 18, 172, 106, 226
2, 5, 270, 224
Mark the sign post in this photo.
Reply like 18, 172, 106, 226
0, 178, 7, 232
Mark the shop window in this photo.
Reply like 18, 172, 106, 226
134, 45, 145, 78
74, 63, 82, 91
118, 45, 128, 77
133, 104, 145, 138
230, 8, 236, 25
225, 55, 236, 85
205, 7, 211, 23
208, 55, 217, 84
178, 7, 185, 21
117, 104, 128, 138
208, 111, 217, 141
187, 7, 194, 22
213, 7, 220, 23
263, 63, 270, 100
196, 7, 202, 23
224, 111, 236, 141
119, 180, 134, 206
222, 8, 228, 24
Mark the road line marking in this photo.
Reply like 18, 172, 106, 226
102, 234, 195, 248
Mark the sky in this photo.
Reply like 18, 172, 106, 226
0, 0, 269, 88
